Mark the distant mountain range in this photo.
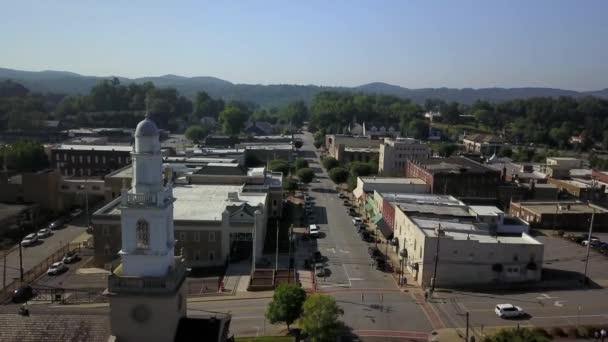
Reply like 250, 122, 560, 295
1, 67, 607, 107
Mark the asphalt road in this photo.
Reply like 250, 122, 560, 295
298, 132, 434, 339
1, 216, 88, 288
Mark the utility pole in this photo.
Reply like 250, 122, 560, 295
2, 251, 6, 288
465, 311, 470, 342
85, 177, 90, 228
275, 221, 280, 271
583, 208, 595, 284
287, 224, 293, 272
430, 223, 441, 294
252, 224, 256, 272
18, 242, 24, 282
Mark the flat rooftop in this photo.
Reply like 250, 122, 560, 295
244, 144, 293, 150
516, 202, 607, 215
0, 203, 31, 221
106, 165, 133, 179
414, 218, 541, 245
413, 157, 498, 174
344, 147, 380, 153
379, 192, 464, 206
106, 184, 267, 222
469, 205, 504, 216
397, 202, 472, 218
164, 157, 237, 164
361, 177, 426, 185
54, 144, 132, 152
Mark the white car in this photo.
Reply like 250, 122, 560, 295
21, 233, 39, 247
352, 218, 362, 225
494, 304, 524, 318
47, 262, 67, 276
309, 224, 320, 237
582, 238, 601, 246
37, 228, 52, 238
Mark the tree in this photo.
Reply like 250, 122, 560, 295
347, 161, 373, 178
294, 158, 309, 170
282, 100, 308, 126
184, 125, 210, 143
437, 143, 458, 157
0, 141, 49, 172
283, 177, 298, 192
296, 168, 315, 184
265, 283, 307, 330
268, 159, 290, 176
321, 157, 339, 171
300, 294, 343, 342
481, 327, 549, 342
407, 119, 429, 140
219, 106, 248, 135
328, 167, 349, 184
294, 140, 303, 149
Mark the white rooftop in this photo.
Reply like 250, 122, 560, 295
379, 192, 464, 206
469, 206, 504, 216
55, 144, 132, 152
361, 177, 425, 185
413, 218, 541, 245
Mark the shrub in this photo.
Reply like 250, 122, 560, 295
565, 326, 578, 338
549, 327, 565, 337
577, 325, 590, 338
557, 230, 565, 237
321, 156, 339, 171
531, 327, 550, 338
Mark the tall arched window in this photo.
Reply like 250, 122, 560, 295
136, 219, 150, 249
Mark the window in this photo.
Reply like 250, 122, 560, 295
87, 156, 91, 163
92, 185, 100, 190
118, 156, 122, 163
95, 156, 99, 164
209, 251, 215, 261
179, 232, 187, 242
102, 156, 106, 163
193, 232, 200, 242
194, 250, 200, 261
136, 219, 150, 249
104, 244, 111, 255
208, 232, 216, 242
79, 156, 83, 163
71, 156, 75, 163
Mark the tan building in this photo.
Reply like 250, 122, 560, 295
462, 133, 504, 156
325, 135, 380, 163
0, 169, 64, 214
509, 201, 608, 231
393, 213, 543, 287
378, 138, 431, 176
544, 157, 583, 179
92, 183, 268, 268
354, 177, 429, 210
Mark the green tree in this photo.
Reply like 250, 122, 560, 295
184, 125, 210, 143
482, 328, 549, 342
265, 283, 307, 330
268, 159, 291, 176
328, 167, 349, 184
300, 294, 343, 342
321, 157, 339, 171
283, 177, 299, 192
347, 161, 374, 178
407, 119, 429, 140
294, 158, 309, 170
296, 168, 315, 184
294, 140, 303, 149
281, 100, 308, 126
0, 141, 49, 172
219, 106, 248, 135
436, 143, 458, 157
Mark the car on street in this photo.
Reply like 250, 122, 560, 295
359, 231, 373, 242
315, 264, 326, 277
582, 238, 601, 247
494, 304, 524, 318
368, 246, 382, 258
305, 202, 314, 208
21, 233, 39, 247
352, 218, 362, 226
312, 251, 323, 262
70, 208, 83, 219
47, 261, 68, 276
343, 200, 350, 206
375, 258, 387, 271
37, 228, 52, 238
309, 224, 320, 238
338, 193, 347, 199
12, 285, 34, 303
62, 251, 80, 264
349, 208, 358, 216
48, 218, 66, 230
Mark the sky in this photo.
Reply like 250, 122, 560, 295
1, 0, 607, 91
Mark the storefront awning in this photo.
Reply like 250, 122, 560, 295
376, 218, 394, 240
365, 202, 374, 212
371, 214, 383, 224
353, 188, 364, 199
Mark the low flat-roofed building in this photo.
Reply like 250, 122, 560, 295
488, 162, 548, 184
240, 144, 294, 163
0, 202, 39, 235
545, 157, 583, 179
462, 133, 505, 156
468, 205, 529, 234
405, 157, 501, 203
353, 177, 429, 208
92, 183, 268, 268
547, 178, 606, 201
325, 134, 381, 163
51, 143, 133, 177
509, 201, 608, 231
395, 216, 543, 287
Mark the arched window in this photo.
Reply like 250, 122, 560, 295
136, 219, 150, 249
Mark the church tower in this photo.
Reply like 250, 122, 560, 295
107, 115, 187, 342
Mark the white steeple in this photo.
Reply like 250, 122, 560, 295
118, 114, 176, 277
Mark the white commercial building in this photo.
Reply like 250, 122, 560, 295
379, 138, 431, 176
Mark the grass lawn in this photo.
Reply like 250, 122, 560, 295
235, 337, 294, 342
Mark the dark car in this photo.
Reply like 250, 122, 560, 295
343, 200, 350, 206
48, 218, 66, 230
12, 285, 34, 303
368, 246, 381, 258
360, 231, 373, 242
375, 259, 388, 271
312, 251, 323, 262
62, 251, 80, 264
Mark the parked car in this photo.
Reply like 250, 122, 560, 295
368, 246, 381, 258
360, 231, 373, 242
349, 209, 358, 217
305, 202, 314, 208
315, 264, 326, 277
312, 251, 323, 262
48, 218, 66, 230
37, 228, 52, 239
21, 233, 39, 247
338, 193, 347, 199
309, 225, 320, 238
352, 218, 362, 225
343, 200, 350, 206
62, 251, 80, 264
582, 238, 601, 247
47, 261, 68, 276
375, 258, 387, 271
305, 196, 313, 202
70, 208, 83, 218
494, 304, 524, 318
12, 285, 34, 303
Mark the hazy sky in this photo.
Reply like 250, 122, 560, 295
1, 0, 607, 90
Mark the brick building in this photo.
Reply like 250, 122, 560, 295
50, 144, 132, 177
405, 157, 501, 203
509, 201, 608, 231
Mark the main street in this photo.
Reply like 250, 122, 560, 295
298, 132, 434, 338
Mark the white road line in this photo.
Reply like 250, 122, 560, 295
231, 315, 266, 320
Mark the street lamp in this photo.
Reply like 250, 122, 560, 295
399, 248, 408, 286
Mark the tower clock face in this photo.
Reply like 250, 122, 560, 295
131, 304, 151, 324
